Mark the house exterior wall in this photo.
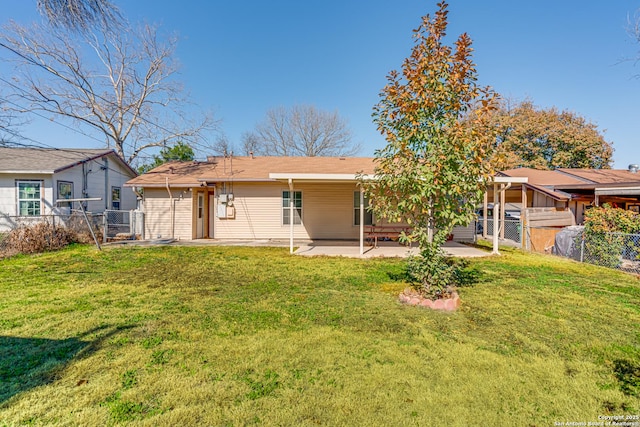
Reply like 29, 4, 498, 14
54, 154, 136, 213
141, 181, 411, 241
0, 152, 136, 218
212, 181, 364, 240
0, 174, 53, 216
143, 187, 192, 240
532, 192, 557, 208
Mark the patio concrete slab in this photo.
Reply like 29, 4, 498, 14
294, 240, 490, 258
107, 238, 491, 258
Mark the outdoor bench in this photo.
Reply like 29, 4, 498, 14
364, 225, 412, 248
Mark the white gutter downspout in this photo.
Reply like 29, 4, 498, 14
166, 177, 175, 239
492, 182, 512, 255
289, 178, 294, 254
359, 188, 364, 256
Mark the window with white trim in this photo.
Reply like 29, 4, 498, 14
111, 186, 121, 210
282, 190, 302, 225
354, 191, 373, 226
57, 181, 73, 209
17, 181, 42, 216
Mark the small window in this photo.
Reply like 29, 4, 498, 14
111, 186, 121, 210
57, 181, 73, 209
354, 191, 373, 226
17, 181, 42, 216
282, 191, 302, 225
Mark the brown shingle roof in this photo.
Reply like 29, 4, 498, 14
498, 168, 587, 186
498, 167, 640, 200
557, 168, 640, 185
126, 156, 377, 187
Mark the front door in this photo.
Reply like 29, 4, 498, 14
196, 192, 204, 238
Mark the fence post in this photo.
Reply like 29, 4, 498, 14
580, 234, 585, 263
103, 212, 108, 244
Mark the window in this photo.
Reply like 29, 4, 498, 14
111, 186, 121, 210
57, 181, 73, 209
17, 181, 42, 216
282, 191, 302, 225
354, 191, 373, 226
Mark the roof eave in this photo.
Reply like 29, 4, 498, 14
0, 170, 54, 174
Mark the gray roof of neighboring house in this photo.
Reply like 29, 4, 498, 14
0, 147, 136, 175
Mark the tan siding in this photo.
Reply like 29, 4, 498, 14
302, 183, 361, 239
143, 188, 192, 240
145, 181, 409, 241
213, 183, 310, 239
212, 182, 364, 240
533, 192, 555, 208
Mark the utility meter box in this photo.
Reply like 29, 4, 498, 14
217, 204, 227, 218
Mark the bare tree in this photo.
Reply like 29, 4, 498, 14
247, 105, 359, 157
211, 133, 235, 156
0, 21, 215, 166
0, 96, 28, 146
36, 0, 122, 33
240, 131, 260, 156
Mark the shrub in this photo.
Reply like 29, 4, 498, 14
582, 204, 640, 268
406, 242, 463, 299
0, 217, 100, 258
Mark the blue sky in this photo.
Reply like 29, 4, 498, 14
2, 1, 639, 168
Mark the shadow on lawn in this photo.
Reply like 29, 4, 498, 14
0, 325, 132, 404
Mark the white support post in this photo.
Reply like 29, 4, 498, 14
499, 184, 506, 240
521, 184, 527, 249
482, 191, 488, 239
289, 178, 294, 254
492, 183, 500, 255
359, 188, 364, 256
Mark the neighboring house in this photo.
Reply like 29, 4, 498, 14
496, 166, 640, 224
0, 147, 137, 226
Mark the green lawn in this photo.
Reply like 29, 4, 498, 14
0, 243, 638, 426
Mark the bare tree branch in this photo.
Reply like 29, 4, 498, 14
0, 21, 216, 166
36, 0, 122, 34
249, 105, 359, 157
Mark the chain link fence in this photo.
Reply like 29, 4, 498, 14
521, 224, 640, 275
571, 231, 640, 275
0, 213, 103, 257
0, 210, 144, 258
102, 210, 143, 241
477, 218, 522, 244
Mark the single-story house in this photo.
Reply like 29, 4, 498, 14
0, 147, 137, 226
125, 156, 483, 251
494, 166, 640, 224
126, 156, 377, 242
